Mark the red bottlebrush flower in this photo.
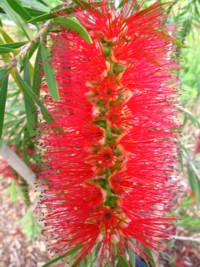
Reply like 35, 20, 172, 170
38, 1, 179, 265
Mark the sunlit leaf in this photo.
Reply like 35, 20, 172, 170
28, 6, 75, 23
0, 0, 32, 39
20, 0, 50, 13
53, 17, 93, 44
0, 27, 14, 43
6, 0, 32, 21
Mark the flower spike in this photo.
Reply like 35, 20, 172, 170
38, 1, 179, 265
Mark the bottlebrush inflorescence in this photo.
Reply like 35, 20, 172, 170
38, 0, 179, 265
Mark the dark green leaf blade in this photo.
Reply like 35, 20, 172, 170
143, 245, 156, 267
23, 54, 36, 136
53, 17, 93, 44
119, 255, 130, 267
15, 71, 53, 123
42, 246, 83, 267
24, 7, 45, 18
0, 41, 28, 49
0, 75, 8, 141
6, 0, 32, 21
33, 45, 42, 96
41, 42, 59, 101
0, 41, 28, 54
0, 46, 15, 53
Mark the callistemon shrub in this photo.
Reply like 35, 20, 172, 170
39, 0, 179, 265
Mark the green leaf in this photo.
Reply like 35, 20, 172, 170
0, 27, 14, 43
143, 245, 156, 267
71, 0, 90, 9
136, 2, 170, 17
4, 181, 22, 203
18, 210, 43, 240
127, 247, 135, 266
20, 0, 50, 13
24, 7, 45, 18
6, 0, 32, 21
23, 54, 37, 136
28, 6, 75, 23
42, 246, 83, 267
28, 40, 40, 59
154, 29, 185, 48
182, 107, 200, 128
119, 255, 130, 267
0, 67, 8, 80
41, 42, 59, 101
0, 41, 28, 49
0, 46, 15, 54
15, 71, 53, 123
0, 0, 32, 39
187, 165, 200, 208
0, 41, 28, 54
53, 17, 93, 44
33, 45, 42, 96
0, 74, 8, 141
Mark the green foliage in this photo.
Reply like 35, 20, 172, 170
18, 209, 43, 240
4, 179, 22, 203
41, 42, 59, 101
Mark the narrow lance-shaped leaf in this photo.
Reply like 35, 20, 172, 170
23, 53, 37, 136
53, 17, 93, 44
28, 0, 98, 24
0, 47, 17, 54
20, 0, 50, 13
0, 41, 28, 49
135, 2, 170, 17
0, 74, 8, 141
28, 6, 76, 23
41, 42, 59, 101
119, 255, 130, 267
24, 7, 45, 18
15, 71, 53, 123
0, 27, 14, 43
6, 0, 32, 21
42, 246, 83, 267
0, 0, 32, 39
0, 41, 28, 54
33, 45, 42, 96
143, 245, 156, 267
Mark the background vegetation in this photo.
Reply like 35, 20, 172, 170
0, 0, 200, 266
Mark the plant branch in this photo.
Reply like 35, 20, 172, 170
173, 235, 200, 243
6, 20, 52, 70
0, 141, 36, 187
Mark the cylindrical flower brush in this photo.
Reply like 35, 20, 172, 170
38, 1, 179, 265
